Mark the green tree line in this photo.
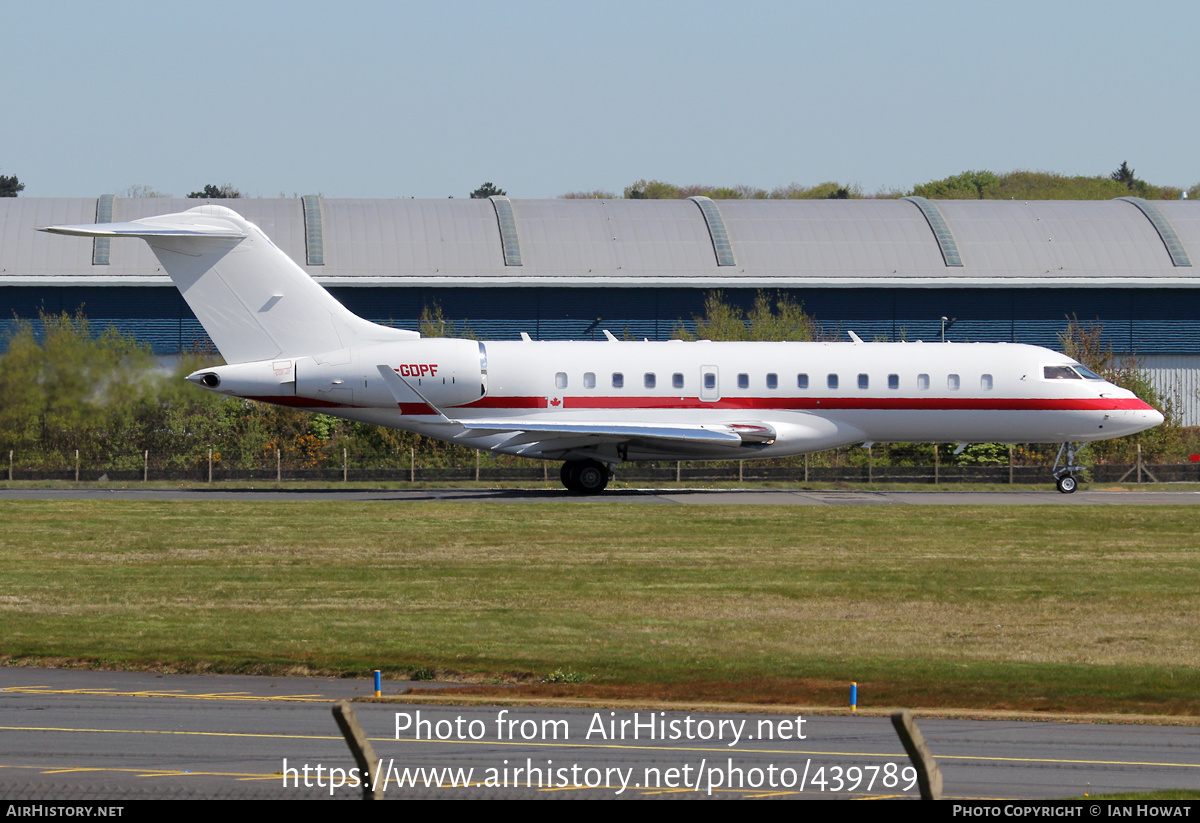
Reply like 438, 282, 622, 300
559, 163, 1197, 202
0, 311, 489, 471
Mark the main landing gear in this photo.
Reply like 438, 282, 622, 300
560, 459, 612, 494
1052, 442, 1084, 494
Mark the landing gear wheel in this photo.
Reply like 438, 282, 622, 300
560, 459, 610, 494
1056, 474, 1077, 494
560, 462, 583, 492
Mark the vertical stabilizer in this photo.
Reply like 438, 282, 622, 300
40, 205, 417, 363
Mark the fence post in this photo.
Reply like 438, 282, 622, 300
934, 445, 939, 485
890, 710, 943, 800
144, 450, 149, 483
1008, 445, 1013, 485
276, 449, 281, 483
676, 460, 681, 483
475, 451, 480, 482
331, 702, 382, 800
1137, 443, 1143, 484
208, 448, 213, 483
804, 453, 808, 483
75, 449, 80, 483
343, 448, 348, 483
739, 460, 744, 482
410, 448, 415, 483
8, 450, 12, 482
868, 445, 873, 484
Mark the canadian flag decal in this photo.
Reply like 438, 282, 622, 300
550, 397, 562, 407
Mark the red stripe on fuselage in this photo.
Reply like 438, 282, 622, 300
448, 396, 1155, 413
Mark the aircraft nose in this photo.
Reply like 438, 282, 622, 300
1123, 404, 1165, 434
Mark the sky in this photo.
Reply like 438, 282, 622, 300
5, 0, 1199, 200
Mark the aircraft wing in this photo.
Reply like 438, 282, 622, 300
454, 420, 776, 449
459, 420, 742, 444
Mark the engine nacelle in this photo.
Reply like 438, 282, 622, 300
186, 360, 296, 397
188, 339, 487, 411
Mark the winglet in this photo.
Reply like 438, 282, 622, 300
848, 331, 864, 343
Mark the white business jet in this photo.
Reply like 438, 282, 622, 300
42, 206, 1164, 494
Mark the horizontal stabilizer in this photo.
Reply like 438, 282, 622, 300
39, 221, 246, 239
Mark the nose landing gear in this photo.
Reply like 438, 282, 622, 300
1052, 442, 1085, 494
560, 459, 612, 494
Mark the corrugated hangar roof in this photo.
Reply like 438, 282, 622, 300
3, 196, 1199, 287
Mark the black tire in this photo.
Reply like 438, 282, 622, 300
1056, 474, 1077, 494
560, 459, 609, 494
575, 460, 610, 494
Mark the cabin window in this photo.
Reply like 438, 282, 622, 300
673, 373, 684, 389
555, 372, 567, 389
797, 373, 809, 389
644, 372, 656, 389
583, 372, 596, 389
827, 373, 839, 390
737, 373, 749, 389
1044, 365, 1082, 380
981, 374, 993, 391
947, 374, 960, 391
917, 373, 930, 390
888, 374, 899, 390
858, 373, 869, 390
612, 372, 624, 389
704, 373, 716, 390
766, 373, 778, 390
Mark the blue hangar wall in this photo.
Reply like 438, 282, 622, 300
2, 284, 1196, 355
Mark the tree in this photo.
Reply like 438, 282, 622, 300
121, 184, 169, 198
674, 291, 825, 342
623, 179, 679, 199
470, 182, 505, 199
0, 171, 24, 197
911, 170, 998, 199
417, 301, 475, 340
1057, 315, 1181, 460
1110, 161, 1136, 190
187, 184, 241, 199
559, 190, 616, 199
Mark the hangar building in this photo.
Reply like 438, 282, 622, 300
2, 195, 1198, 423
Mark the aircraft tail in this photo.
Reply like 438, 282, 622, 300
40, 205, 418, 363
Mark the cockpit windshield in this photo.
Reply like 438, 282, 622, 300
1043, 364, 1104, 380
1043, 365, 1082, 380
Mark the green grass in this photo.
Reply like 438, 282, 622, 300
2, 501, 1198, 713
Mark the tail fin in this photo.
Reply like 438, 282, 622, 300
40, 205, 417, 363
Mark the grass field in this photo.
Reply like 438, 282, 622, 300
2, 500, 1198, 715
